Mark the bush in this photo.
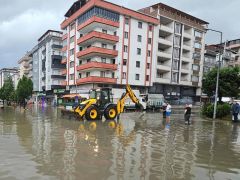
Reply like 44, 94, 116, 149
202, 103, 231, 119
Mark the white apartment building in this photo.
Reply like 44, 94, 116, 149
61, 0, 208, 102
0, 68, 19, 89
31, 30, 66, 104
61, 0, 159, 94
18, 52, 33, 80
139, 3, 208, 101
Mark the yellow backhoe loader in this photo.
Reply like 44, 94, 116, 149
69, 85, 143, 121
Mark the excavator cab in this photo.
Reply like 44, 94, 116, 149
89, 88, 113, 108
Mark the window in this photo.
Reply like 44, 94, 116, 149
148, 38, 152, 44
101, 58, 106, 63
157, 71, 163, 78
87, 59, 91, 63
194, 30, 202, 37
173, 60, 179, 70
174, 35, 181, 47
173, 48, 180, 59
135, 74, 140, 80
125, 18, 129, 25
112, 72, 115, 78
102, 29, 107, 34
70, 74, 74, 80
148, 50, 151, 57
102, 43, 107, 48
80, 34, 83, 38
146, 75, 150, 81
172, 72, 178, 82
137, 35, 142, 42
122, 72, 126, 79
136, 61, 140, 68
70, 23, 75, 30
70, 48, 74, 56
138, 22, 142, 29
70, 61, 74, 68
123, 59, 127, 66
114, 31, 117, 36
194, 42, 202, 49
192, 64, 200, 71
111, 59, 115, 64
79, 73, 82, 78
79, 60, 82, 65
175, 23, 182, 34
124, 32, 129, 39
149, 25, 153, 31
86, 72, 90, 77
124, 45, 128, 53
192, 75, 199, 82
113, 45, 116, 50
193, 52, 201, 60
147, 63, 150, 69
137, 48, 141, 55
79, 46, 83, 51
70, 36, 75, 43
100, 71, 106, 77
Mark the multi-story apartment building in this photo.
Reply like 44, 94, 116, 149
61, 0, 208, 101
139, 3, 208, 101
60, 0, 159, 94
18, 52, 33, 80
204, 45, 236, 74
31, 30, 66, 104
225, 39, 240, 67
0, 68, 19, 89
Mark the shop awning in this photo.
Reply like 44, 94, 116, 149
62, 94, 82, 98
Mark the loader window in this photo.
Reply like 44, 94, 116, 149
89, 90, 96, 99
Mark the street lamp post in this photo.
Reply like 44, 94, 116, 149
206, 28, 223, 119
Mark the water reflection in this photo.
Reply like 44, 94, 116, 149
0, 107, 240, 179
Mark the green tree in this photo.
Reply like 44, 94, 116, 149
0, 77, 15, 105
202, 67, 240, 102
16, 76, 33, 108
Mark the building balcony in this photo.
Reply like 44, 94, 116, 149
61, 46, 67, 52
156, 64, 171, 72
61, 81, 67, 86
77, 31, 119, 46
157, 51, 172, 59
195, 36, 202, 42
61, 69, 67, 75
77, 16, 119, 31
183, 44, 192, 51
184, 32, 192, 39
76, 76, 117, 85
155, 77, 171, 84
77, 47, 118, 59
62, 33, 68, 40
159, 38, 172, 47
77, 62, 117, 71
160, 25, 174, 33
61, 58, 67, 64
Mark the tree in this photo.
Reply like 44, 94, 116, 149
16, 76, 33, 108
0, 77, 15, 105
202, 67, 240, 102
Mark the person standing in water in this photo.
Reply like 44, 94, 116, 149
166, 103, 172, 123
184, 104, 192, 125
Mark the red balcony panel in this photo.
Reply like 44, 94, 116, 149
77, 47, 118, 58
61, 81, 67, 86
61, 46, 67, 52
77, 16, 119, 31
77, 31, 119, 45
77, 76, 117, 85
61, 69, 67, 75
77, 62, 117, 71
62, 34, 68, 40
61, 58, 67, 64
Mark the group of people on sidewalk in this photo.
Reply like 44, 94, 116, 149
162, 103, 192, 125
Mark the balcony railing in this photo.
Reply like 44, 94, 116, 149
77, 47, 118, 58
77, 62, 117, 71
76, 76, 117, 85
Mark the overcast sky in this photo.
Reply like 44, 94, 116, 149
0, 0, 239, 68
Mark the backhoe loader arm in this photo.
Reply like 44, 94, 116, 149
117, 85, 142, 115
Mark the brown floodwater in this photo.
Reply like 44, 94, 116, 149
0, 106, 240, 180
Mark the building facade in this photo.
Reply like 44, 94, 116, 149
139, 3, 208, 101
225, 39, 240, 67
0, 68, 19, 89
60, 0, 158, 94
18, 52, 33, 80
61, 0, 208, 102
31, 30, 66, 104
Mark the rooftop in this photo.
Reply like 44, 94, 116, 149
38, 30, 63, 42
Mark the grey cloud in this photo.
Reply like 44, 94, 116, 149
0, 0, 239, 68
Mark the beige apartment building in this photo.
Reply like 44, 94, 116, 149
18, 52, 33, 79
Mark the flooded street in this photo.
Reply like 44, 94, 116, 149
0, 107, 240, 180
